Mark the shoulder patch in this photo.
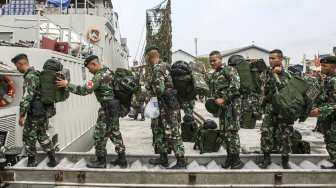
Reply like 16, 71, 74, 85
86, 81, 94, 88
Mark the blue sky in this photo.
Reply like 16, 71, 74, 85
113, 0, 336, 65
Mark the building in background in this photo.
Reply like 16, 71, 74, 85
199, 45, 290, 66
172, 49, 195, 63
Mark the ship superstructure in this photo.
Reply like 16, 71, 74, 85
0, 0, 129, 152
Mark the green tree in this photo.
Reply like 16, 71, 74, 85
195, 57, 211, 71
146, 0, 172, 63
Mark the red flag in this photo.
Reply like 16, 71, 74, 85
315, 53, 320, 67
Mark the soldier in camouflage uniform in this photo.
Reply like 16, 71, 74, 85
179, 100, 195, 117
227, 55, 262, 129
56, 55, 127, 169
12, 54, 58, 167
208, 51, 244, 169
145, 45, 186, 169
310, 56, 336, 169
313, 72, 326, 133
130, 66, 145, 121
144, 57, 165, 155
259, 49, 293, 169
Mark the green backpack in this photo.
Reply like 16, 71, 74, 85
291, 139, 311, 154
114, 68, 140, 108
40, 59, 70, 104
181, 122, 198, 142
193, 127, 221, 154
171, 61, 196, 101
235, 61, 261, 94
272, 75, 319, 122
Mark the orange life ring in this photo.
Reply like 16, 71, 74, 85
0, 76, 15, 107
87, 28, 101, 43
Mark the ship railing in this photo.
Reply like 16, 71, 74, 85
1, 0, 114, 23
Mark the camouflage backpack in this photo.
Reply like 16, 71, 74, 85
171, 60, 209, 100
40, 59, 70, 104
114, 68, 140, 116
192, 71, 209, 96
193, 120, 220, 154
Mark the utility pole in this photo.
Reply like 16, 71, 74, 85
303, 54, 306, 73
36, 8, 41, 48
194, 37, 198, 57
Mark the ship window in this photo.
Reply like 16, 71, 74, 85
81, 67, 86, 80
0, 32, 13, 42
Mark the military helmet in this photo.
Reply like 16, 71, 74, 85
171, 60, 191, 77
203, 119, 217, 129
183, 114, 195, 124
205, 98, 219, 114
228, 55, 245, 66
43, 59, 63, 71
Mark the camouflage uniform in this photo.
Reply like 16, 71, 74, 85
21, 67, 54, 157
240, 92, 260, 129
129, 69, 145, 120
66, 67, 125, 158
314, 75, 326, 133
148, 62, 185, 157
131, 89, 146, 120
209, 65, 241, 154
179, 99, 195, 116
315, 75, 336, 163
261, 67, 293, 155
151, 117, 168, 153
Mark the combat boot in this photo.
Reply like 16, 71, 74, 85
321, 162, 336, 169
111, 152, 128, 169
140, 116, 145, 121
87, 156, 106, 168
258, 153, 272, 169
168, 156, 186, 169
149, 153, 168, 167
231, 153, 244, 169
221, 153, 232, 169
281, 155, 291, 169
26, 156, 38, 167
47, 150, 59, 167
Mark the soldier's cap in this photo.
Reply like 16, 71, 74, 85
145, 45, 160, 54
205, 98, 220, 114
320, 56, 336, 65
11, 53, 28, 64
84, 55, 99, 67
